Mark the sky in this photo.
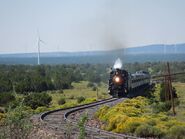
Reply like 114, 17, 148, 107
0, 0, 185, 54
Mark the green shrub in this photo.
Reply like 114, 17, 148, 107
0, 93, 15, 106
152, 101, 171, 113
58, 97, 66, 105
159, 83, 166, 102
77, 96, 85, 103
101, 92, 107, 96
92, 86, 97, 91
24, 93, 52, 109
57, 90, 64, 94
87, 82, 94, 88
135, 124, 164, 138
35, 106, 48, 114
68, 95, 75, 99
147, 119, 156, 126
6, 98, 22, 110
167, 125, 185, 139
0, 113, 5, 122
1, 104, 33, 139
124, 120, 141, 133
82, 98, 96, 104
174, 98, 180, 106
0, 80, 12, 93
95, 105, 110, 119
0, 108, 4, 113
160, 84, 178, 102
78, 113, 88, 139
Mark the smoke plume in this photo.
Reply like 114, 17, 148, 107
113, 58, 122, 69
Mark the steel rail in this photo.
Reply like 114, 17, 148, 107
40, 97, 114, 122
64, 98, 143, 139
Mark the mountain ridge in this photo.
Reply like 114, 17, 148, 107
0, 43, 185, 58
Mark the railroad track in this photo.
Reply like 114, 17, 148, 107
38, 97, 141, 139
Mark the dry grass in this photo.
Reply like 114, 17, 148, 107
48, 81, 109, 106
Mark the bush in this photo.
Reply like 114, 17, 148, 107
147, 119, 156, 126
0, 113, 5, 122
92, 86, 97, 91
57, 90, 64, 94
68, 95, 75, 99
0, 103, 33, 138
152, 101, 171, 113
167, 125, 185, 139
35, 106, 48, 114
78, 113, 88, 139
0, 108, 4, 113
160, 84, 178, 102
58, 97, 66, 105
77, 96, 85, 103
124, 121, 140, 133
160, 83, 166, 102
0, 93, 15, 106
6, 98, 22, 110
135, 124, 164, 138
24, 93, 52, 109
87, 82, 94, 88
83, 98, 96, 104
0, 80, 12, 93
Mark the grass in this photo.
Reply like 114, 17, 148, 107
173, 82, 185, 122
49, 81, 109, 107
0, 81, 109, 115
26, 81, 111, 113
153, 82, 185, 122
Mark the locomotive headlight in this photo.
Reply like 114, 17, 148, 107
115, 76, 120, 83
113, 75, 123, 85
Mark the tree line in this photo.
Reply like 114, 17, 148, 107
0, 64, 108, 94
0, 62, 185, 94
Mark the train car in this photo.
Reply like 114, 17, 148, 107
130, 71, 150, 90
108, 68, 150, 98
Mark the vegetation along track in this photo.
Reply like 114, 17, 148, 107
39, 97, 141, 139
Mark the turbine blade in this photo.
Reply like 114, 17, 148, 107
37, 29, 40, 39
39, 39, 46, 45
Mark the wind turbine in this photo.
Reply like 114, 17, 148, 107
37, 30, 45, 65
163, 44, 166, 55
174, 44, 177, 54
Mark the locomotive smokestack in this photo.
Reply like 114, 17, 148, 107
113, 58, 122, 69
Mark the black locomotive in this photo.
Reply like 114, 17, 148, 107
108, 68, 150, 97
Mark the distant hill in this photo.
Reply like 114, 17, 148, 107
125, 43, 185, 54
0, 43, 185, 64
1, 43, 185, 58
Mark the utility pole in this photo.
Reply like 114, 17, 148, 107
164, 75, 168, 101
164, 63, 169, 101
167, 62, 176, 115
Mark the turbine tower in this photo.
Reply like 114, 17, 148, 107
37, 30, 45, 65
163, 44, 166, 55
174, 44, 177, 54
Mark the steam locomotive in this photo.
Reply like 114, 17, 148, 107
108, 68, 150, 97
